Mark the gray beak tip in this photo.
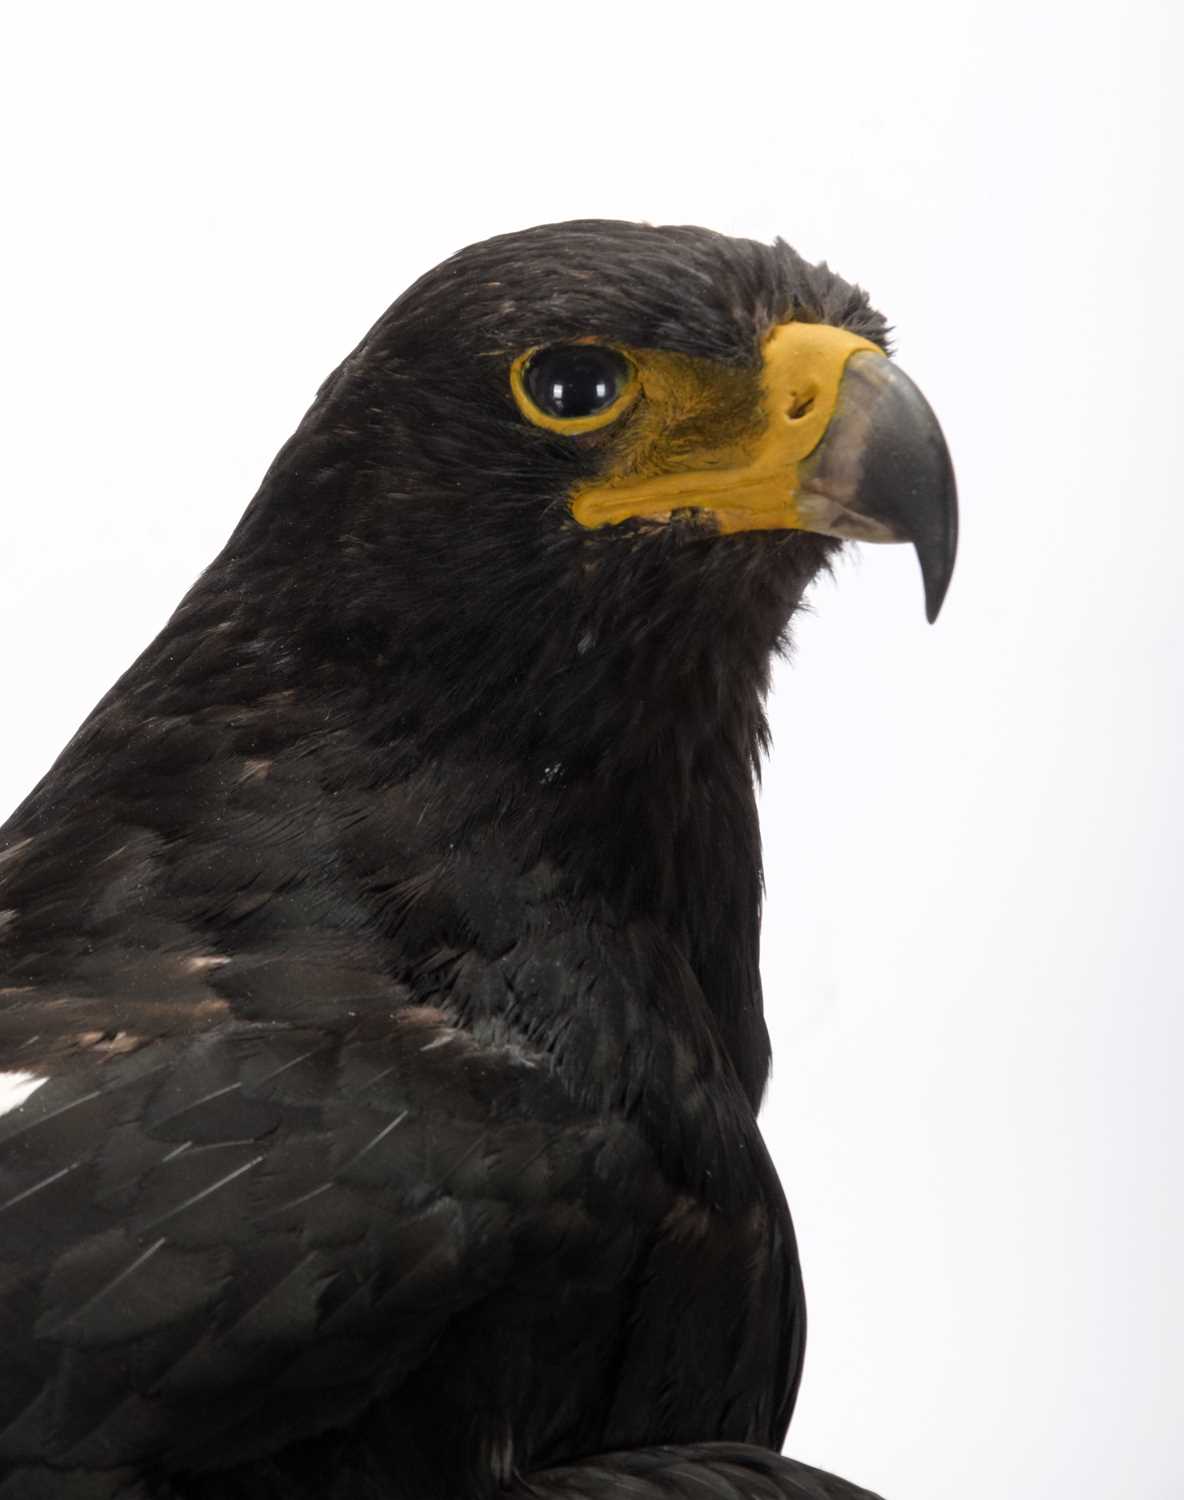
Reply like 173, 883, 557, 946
832, 352, 959, 624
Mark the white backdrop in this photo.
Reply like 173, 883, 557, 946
2, 4, 1180, 1497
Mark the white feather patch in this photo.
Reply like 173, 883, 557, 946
0, 1071, 47, 1117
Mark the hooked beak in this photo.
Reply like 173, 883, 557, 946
571, 322, 959, 621
795, 346, 958, 622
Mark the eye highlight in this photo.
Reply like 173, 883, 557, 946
511, 344, 639, 434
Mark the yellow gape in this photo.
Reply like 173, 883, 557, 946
567, 323, 884, 533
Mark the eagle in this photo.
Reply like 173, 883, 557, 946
0, 220, 956, 1500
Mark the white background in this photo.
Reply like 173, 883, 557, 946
2, 4, 1180, 1497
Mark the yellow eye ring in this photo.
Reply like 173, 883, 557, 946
510, 344, 640, 435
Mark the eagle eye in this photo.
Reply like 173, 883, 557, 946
511, 344, 638, 433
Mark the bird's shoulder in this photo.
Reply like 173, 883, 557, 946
0, 718, 790, 1480
0, 1002, 667, 1477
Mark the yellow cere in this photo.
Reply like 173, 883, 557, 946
557, 322, 884, 534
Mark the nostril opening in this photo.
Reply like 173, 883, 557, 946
786, 391, 816, 421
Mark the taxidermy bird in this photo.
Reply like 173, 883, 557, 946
0, 221, 956, 1500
